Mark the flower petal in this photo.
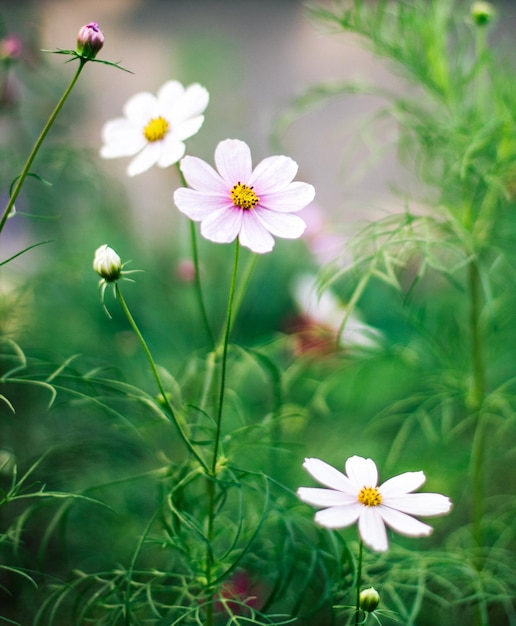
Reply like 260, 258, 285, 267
215, 139, 253, 186
378, 506, 433, 537
127, 143, 161, 176
124, 91, 159, 124
345, 456, 379, 490
358, 507, 388, 552
254, 208, 306, 239
260, 182, 315, 213
302, 458, 356, 495
380, 471, 426, 497
382, 493, 452, 517
174, 189, 230, 220
297, 487, 357, 508
100, 119, 145, 157
180, 155, 228, 194
250, 155, 298, 192
314, 503, 362, 529
157, 80, 185, 108
173, 115, 206, 141
238, 211, 275, 253
201, 206, 242, 244
157, 136, 185, 168
167, 83, 209, 122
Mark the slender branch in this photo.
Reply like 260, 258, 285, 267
354, 540, 364, 626
115, 283, 208, 471
0, 60, 86, 235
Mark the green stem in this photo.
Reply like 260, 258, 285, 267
175, 162, 215, 347
468, 260, 486, 560
115, 283, 208, 472
204, 241, 240, 626
0, 60, 86, 236
354, 540, 364, 626
211, 240, 240, 474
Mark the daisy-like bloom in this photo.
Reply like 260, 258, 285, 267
173, 138, 315, 254
297, 455, 452, 552
100, 80, 209, 177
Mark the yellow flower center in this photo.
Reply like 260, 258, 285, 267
230, 182, 260, 210
143, 116, 169, 142
358, 486, 382, 507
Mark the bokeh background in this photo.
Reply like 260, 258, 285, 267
1, 1, 516, 624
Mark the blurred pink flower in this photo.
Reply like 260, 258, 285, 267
0, 35, 22, 60
173, 139, 315, 253
298, 455, 452, 552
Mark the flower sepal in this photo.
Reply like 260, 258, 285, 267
43, 47, 133, 72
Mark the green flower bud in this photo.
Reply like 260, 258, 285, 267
470, 2, 496, 26
76, 22, 104, 60
359, 587, 380, 613
93, 244, 122, 282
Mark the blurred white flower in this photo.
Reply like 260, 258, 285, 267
292, 274, 382, 350
298, 455, 452, 552
100, 80, 209, 176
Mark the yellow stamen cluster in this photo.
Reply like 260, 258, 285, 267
230, 182, 260, 210
358, 486, 382, 507
143, 116, 169, 142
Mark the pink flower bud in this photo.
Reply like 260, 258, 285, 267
76, 22, 104, 60
0, 35, 22, 61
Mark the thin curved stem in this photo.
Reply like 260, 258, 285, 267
115, 283, 208, 471
0, 60, 86, 235
354, 540, 364, 626
175, 162, 214, 347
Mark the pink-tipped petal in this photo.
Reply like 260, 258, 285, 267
254, 209, 306, 239
259, 182, 315, 213
215, 139, 253, 186
238, 211, 275, 253
201, 206, 242, 244
250, 155, 298, 192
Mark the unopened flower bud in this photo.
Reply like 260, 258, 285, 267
93, 244, 122, 282
76, 22, 104, 60
359, 587, 380, 613
470, 2, 496, 26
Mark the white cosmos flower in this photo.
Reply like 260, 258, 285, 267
297, 455, 452, 552
100, 80, 209, 177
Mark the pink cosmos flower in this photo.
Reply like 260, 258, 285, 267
298, 455, 452, 552
173, 139, 315, 253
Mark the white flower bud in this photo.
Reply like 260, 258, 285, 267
93, 244, 122, 282
359, 587, 380, 613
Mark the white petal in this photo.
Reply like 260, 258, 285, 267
238, 211, 275, 253
345, 456, 379, 490
127, 143, 161, 177
254, 208, 306, 239
173, 115, 205, 141
382, 493, 452, 517
378, 506, 433, 537
302, 458, 356, 495
358, 507, 388, 552
180, 156, 228, 194
215, 139, 253, 186
380, 471, 426, 497
259, 182, 316, 213
168, 83, 209, 122
157, 136, 185, 168
314, 503, 362, 529
201, 206, 242, 244
174, 188, 230, 220
249, 155, 298, 192
157, 80, 185, 107
297, 487, 357, 508
124, 91, 160, 124
100, 119, 145, 157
